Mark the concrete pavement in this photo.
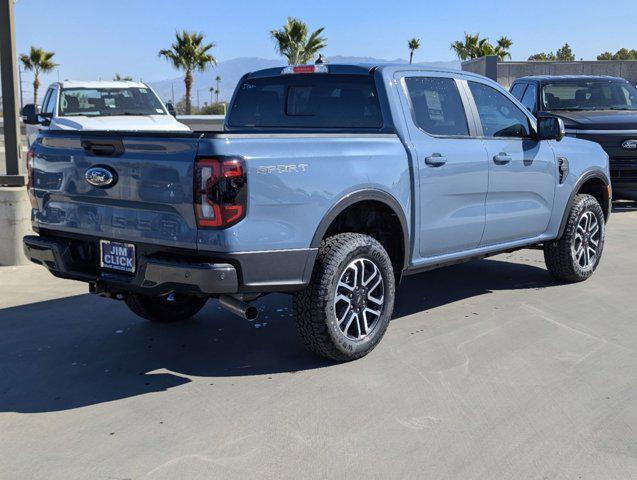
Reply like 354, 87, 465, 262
1, 204, 636, 479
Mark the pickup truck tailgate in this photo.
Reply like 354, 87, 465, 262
31, 132, 200, 248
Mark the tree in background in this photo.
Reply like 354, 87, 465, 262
199, 102, 227, 115
408, 38, 421, 64
450, 33, 512, 61
215, 75, 221, 101
270, 17, 327, 65
19, 46, 57, 106
113, 74, 133, 81
598, 48, 637, 60
159, 31, 217, 115
528, 52, 557, 61
555, 43, 575, 61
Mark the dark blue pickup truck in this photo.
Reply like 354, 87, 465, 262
510, 75, 637, 200
24, 64, 611, 361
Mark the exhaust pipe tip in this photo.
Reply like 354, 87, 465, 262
219, 295, 259, 321
244, 305, 259, 321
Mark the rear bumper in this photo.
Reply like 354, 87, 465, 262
23, 234, 317, 296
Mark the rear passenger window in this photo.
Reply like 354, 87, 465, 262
510, 83, 527, 100
404, 77, 469, 136
469, 82, 532, 138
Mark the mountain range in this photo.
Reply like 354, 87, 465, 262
147, 56, 460, 106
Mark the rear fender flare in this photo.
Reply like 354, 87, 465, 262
310, 189, 410, 270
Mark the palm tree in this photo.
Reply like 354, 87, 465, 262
19, 46, 57, 106
113, 73, 133, 81
215, 75, 221, 101
215, 88, 220, 103
270, 17, 327, 65
451, 33, 512, 61
494, 36, 513, 61
159, 31, 217, 114
408, 38, 420, 64
209, 87, 214, 105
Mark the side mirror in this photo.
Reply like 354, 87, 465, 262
537, 116, 565, 142
165, 102, 176, 117
22, 104, 40, 125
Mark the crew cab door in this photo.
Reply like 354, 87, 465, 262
395, 72, 488, 258
466, 80, 556, 245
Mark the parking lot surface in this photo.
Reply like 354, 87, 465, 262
1, 204, 636, 480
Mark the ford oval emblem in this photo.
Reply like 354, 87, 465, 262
85, 166, 117, 188
622, 139, 637, 150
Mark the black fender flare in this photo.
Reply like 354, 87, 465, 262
558, 171, 611, 238
310, 189, 411, 270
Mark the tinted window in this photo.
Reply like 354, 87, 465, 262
541, 80, 637, 111
521, 84, 538, 112
404, 77, 469, 136
469, 82, 531, 138
228, 74, 382, 129
510, 83, 527, 100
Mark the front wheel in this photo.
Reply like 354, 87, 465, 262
544, 194, 605, 283
293, 233, 396, 362
125, 292, 208, 323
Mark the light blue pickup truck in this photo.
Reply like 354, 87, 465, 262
24, 64, 611, 361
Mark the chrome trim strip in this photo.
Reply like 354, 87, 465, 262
567, 129, 637, 135
208, 133, 399, 139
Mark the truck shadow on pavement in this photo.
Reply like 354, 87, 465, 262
0, 258, 556, 413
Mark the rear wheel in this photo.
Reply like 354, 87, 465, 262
125, 292, 208, 323
293, 233, 395, 362
544, 194, 605, 282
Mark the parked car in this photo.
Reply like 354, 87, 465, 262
510, 75, 637, 200
22, 80, 189, 145
24, 64, 611, 361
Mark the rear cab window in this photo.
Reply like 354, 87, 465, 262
227, 74, 382, 130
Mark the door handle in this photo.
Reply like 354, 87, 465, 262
425, 153, 447, 167
81, 138, 125, 157
493, 153, 512, 165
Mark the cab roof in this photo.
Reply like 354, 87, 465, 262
514, 75, 626, 83
56, 80, 148, 89
245, 63, 482, 80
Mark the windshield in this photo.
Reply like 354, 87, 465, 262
58, 87, 166, 117
541, 80, 637, 111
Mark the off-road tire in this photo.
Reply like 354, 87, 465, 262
125, 293, 208, 323
544, 194, 605, 283
293, 233, 396, 362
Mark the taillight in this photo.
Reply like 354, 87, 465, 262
26, 148, 35, 188
26, 148, 38, 208
194, 157, 247, 228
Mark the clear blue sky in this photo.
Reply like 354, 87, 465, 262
13, 0, 634, 87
